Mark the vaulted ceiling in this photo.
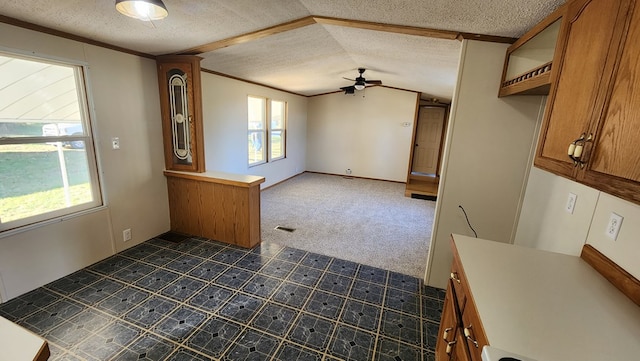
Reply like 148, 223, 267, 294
0, 0, 566, 101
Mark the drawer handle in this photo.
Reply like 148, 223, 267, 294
464, 325, 479, 348
445, 340, 456, 355
443, 327, 452, 341
450, 272, 461, 284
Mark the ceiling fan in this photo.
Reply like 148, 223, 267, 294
340, 68, 382, 94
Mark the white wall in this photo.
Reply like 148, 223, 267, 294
201, 73, 307, 188
306, 87, 419, 182
515, 168, 640, 280
425, 40, 547, 289
0, 23, 170, 302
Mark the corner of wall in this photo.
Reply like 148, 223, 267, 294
0, 273, 6, 303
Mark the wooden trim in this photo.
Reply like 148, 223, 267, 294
0, 15, 156, 60
406, 93, 422, 182
305, 171, 405, 185
261, 172, 305, 191
378, 84, 420, 93
201, 68, 307, 97
164, 170, 265, 188
457, 32, 517, 44
309, 84, 420, 97
581, 244, 640, 306
498, 65, 552, 97
35, 342, 50, 361
177, 16, 317, 55
175, 15, 517, 57
313, 16, 459, 40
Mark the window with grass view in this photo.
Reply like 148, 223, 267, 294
247, 96, 286, 165
248, 96, 266, 165
0, 53, 102, 232
270, 100, 286, 161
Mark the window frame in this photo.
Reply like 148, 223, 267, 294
269, 99, 287, 162
0, 50, 104, 234
247, 95, 267, 166
247, 96, 287, 167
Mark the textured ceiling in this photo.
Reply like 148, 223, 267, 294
0, 0, 566, 100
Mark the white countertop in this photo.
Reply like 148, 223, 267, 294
453, 234, 640, 361
0, 316, 48, 361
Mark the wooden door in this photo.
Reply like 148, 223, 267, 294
579, 1, 640, 204
534, 0, 632, 177
412, 107, 445, 174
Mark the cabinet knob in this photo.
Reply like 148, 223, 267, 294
450, 272, 461, 284
464, 325, 480, 348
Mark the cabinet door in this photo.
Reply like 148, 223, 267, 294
436, 283, 461, 361
157, 56, 205, 172
579, 2, 640, 204
534, 0, 632, 177
461, 301, 488, 361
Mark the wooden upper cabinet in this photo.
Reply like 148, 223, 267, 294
579, 2, 640, 203
157, 55, 205, 172
498, 6, 565, 97
535, 0, 632, 177
535, 0, 640, 205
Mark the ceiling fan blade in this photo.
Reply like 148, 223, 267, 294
340, 86, 355, 94
342, 77, 355, 81
365, 80, 382, 85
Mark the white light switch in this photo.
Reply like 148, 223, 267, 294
112, 137, 120, 150
565, 193, 577, 214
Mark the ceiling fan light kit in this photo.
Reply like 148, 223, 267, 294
341, 68, 381, 94
115, 0, 168, 21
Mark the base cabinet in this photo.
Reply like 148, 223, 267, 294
436, 238, 488, 361
436, 282, 471, 361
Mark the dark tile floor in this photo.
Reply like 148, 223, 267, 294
0, 236, 445, 361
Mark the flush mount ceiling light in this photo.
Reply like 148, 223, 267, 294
116, 0, 168, 21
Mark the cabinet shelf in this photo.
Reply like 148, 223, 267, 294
499, 61, 553, 96
498, 6, 564, 97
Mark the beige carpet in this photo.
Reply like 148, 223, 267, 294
260, 172, 435, 278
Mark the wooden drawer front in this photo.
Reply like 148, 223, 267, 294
461, 300, 488, 361
450, 255, 467, 312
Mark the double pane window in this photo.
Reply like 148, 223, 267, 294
0, 53, 102, 232
247, 96, 286, 166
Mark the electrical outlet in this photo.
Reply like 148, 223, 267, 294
123, 228, 132, 242
565, 193, 577, 214
605, 213, 623, 241
112, 137, 120, 150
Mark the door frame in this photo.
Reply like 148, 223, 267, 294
406, 102, 450, 181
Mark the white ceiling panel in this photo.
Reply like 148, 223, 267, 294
322, 25, 461, 100
0, 1, 566, 100
298, 0, 565, 38
200, 24, 360, 96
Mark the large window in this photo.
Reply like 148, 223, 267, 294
0, 52, 102, 232
247, 96, 286, 166
270, 100, 286, 161
247, 96, 266, 165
